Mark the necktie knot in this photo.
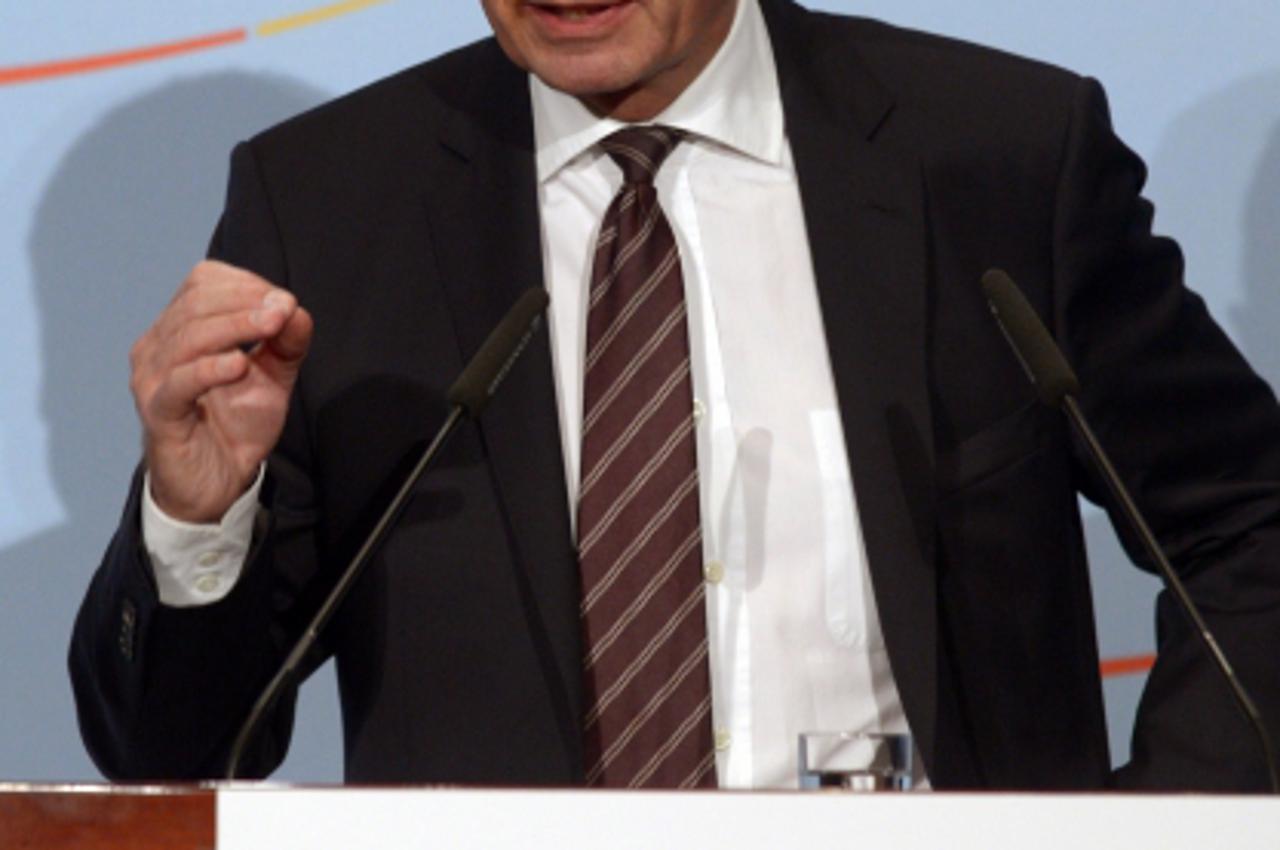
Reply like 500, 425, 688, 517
600, 125, 682, 186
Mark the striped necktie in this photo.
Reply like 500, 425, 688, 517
577, 126, 716, 789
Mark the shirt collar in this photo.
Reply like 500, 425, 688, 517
531, 0, 785, 183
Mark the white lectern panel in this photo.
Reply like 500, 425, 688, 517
219, 788, 1280, 850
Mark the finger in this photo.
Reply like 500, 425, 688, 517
145, 350, 250, 425
161, 262, 288, 342
256, 305, 314, 384
171, 260, 276, 309
137, 306, 286, 388
155, 290, 298, 367
166, 276, 292, 334
169, 281, 275, 326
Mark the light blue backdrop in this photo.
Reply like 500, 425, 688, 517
1, 1, 1276, 782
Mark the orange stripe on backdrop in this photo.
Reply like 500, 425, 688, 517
0, 29, 247, 86
1100, 653, 1156, 678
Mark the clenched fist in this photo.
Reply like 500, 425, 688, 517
130, 260, 313, 522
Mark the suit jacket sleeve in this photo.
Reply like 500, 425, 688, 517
1050, 78, 1280, 790
68, 141, 320, 780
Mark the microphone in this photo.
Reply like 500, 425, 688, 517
225, 287, 551, 779
981, 268, 1279, 793
980, 270, 1079, 407
448, 287, 551, 416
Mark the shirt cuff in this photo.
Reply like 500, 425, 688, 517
141, 465, 264, 607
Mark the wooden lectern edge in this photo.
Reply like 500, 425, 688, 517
0, 783, 217, 850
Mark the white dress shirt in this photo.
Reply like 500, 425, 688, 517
143, 0, 917, 789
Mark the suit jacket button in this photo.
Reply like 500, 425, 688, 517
118, 599, 137, 662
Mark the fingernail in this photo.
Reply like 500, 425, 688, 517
219, 352, 241, 377
263, 290, 293, 311
251, 292, 291, 327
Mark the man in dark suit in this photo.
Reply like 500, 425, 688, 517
71, 0, 1280, 790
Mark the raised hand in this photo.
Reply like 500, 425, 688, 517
130, 260, 313, 522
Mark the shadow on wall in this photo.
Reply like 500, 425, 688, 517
1083, 71, 1280, 770
0, 72, 334, 781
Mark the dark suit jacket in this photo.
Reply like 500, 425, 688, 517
71, 0, 1280, 789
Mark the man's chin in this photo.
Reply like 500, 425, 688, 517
531, 58, 638, 99
530, 54, 677, 117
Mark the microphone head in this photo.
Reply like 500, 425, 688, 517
447, 287, 550, 418
981, 269, 1081, 407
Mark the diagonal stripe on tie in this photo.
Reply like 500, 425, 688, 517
582, 298, 686, 434
580, 360, 692, 496
585, 244, 682, 372
584, 581, 707, 727
578, 420, 695, 557
679, 750, 717, 789
629, 690, 713, 788
589, 198, 665, 309
580, 471, 699, 613
586, 644, 711, 786
583, 526, 702, 668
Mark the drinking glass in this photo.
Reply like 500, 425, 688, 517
797, 731, 913, 791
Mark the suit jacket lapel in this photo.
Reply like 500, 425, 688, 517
762, 0, 941, 774
417, 43, 584, 771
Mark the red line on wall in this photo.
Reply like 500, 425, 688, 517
1100, 653, 1156, 679
0, 29, 248, 86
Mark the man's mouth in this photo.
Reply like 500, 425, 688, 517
527, 2, 632, 29
554, 6, 607, 20
533, 3, 615, 18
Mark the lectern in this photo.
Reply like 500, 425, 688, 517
3, 783, 1278, 849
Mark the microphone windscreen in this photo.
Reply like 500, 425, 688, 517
981, 269, 1081, 407
447, 287, 550, 417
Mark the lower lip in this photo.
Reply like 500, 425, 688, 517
527, 2, 635, 39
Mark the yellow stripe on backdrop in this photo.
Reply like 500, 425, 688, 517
257, 0, 391, 38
